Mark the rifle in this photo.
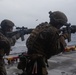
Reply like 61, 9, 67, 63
60, 23, 76, 42
6, 26, 33, 41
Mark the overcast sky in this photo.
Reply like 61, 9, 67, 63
0, 0, 76, 28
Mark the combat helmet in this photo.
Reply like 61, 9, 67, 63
49, 11, 68, 25
1, 19, 14, 30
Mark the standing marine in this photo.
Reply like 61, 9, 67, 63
0, 19, 24, 75
24, 11, 69, 75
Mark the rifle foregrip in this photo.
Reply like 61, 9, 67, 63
21, 36, 24, 41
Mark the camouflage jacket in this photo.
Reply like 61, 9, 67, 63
0, 32, 11, 56
26, 22, 67, 59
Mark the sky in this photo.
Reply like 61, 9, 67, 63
0, 0, 76, 28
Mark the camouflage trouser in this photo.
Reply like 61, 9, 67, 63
25, 54, 48, 75
0, 58, 7, 75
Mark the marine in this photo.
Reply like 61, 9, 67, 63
24, 11, 69, 75
0, 19, 25, 75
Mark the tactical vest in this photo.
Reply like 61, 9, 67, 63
26, 22, 50, 50
26, 22, 62, 59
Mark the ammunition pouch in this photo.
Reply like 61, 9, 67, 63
17, 54, 29, 71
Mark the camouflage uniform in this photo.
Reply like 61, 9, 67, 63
0, 19, 21, 46
0, 19, 21, 74
25, 11, 68, 75
0, 32, 11, 75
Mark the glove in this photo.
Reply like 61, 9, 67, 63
59, 35, 67, 48
62, 33, 69, 39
